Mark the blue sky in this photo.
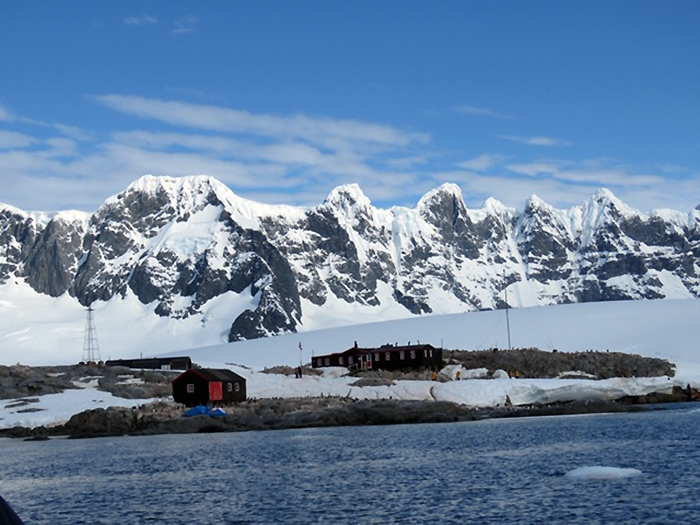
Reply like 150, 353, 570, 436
1, 1, 699, 213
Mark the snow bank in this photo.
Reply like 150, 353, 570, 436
432, 376, 686, 408
0, 389, 153, 429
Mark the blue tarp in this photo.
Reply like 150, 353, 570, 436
185, 406, 210, 417
184, 406, 227, 418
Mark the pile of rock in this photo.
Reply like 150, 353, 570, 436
443, 348, 674, 379
0, 364, 179, 401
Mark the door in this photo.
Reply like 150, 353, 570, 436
209, 381, 223, 401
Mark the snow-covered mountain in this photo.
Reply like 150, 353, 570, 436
1, 175, 699, 349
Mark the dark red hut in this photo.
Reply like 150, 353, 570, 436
312, 343, 442, 372
172, 368, 246, 406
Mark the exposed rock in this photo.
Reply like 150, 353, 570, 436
2, 176, 699, 343
443, 348, 675, 379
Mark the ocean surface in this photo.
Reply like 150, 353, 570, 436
1, 405, 699, 524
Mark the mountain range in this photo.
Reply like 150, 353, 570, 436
1, 175, 698, 343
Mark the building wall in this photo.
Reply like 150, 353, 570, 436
313, 346, 443, 371
173, 373, 210, 406
172, 371, 247, 406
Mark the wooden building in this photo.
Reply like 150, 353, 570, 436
172, 368, 246, 406
105, 357, 192, 371
312, 343, 442, 372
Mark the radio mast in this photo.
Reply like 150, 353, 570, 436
82, 306, 101, 364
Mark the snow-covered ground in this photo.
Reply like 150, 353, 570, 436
1, 298, 699, 430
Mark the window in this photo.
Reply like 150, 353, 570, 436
186, 383, 194, 393
429, 349, 433, 358
235, 383, 240, 392
317, 358, 323, 367
339, 356, 344, 365
227, 382, 233, 392
374, 353, 380, 361
385, 352, 390, 361
400, 351, 405, 360
410, 350, 416, 359
349, 356, 354, 365
424, 349, 428, 358
325, 358, 330, 366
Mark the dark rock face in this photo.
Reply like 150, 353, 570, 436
0, 208, 39, 286
1, 177, 699, 342
0, 365, 78, 399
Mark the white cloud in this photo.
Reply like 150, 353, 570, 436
456, 154, 506, 172
173, 15, 199, 34
2, 97, 697, 216
124, 15, 159, 26
453, 105, 511, 119
505, 160, 664, 187
0, 105, 13, 122
500, 135, 570, 147
52, 123, 92, 142
0, 130, 37, 149
93, 95, 429, 149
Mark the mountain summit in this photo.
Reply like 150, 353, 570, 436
1, 175, 699, 343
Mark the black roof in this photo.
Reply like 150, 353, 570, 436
327, 343, 436, 358
175, 368, 245, 383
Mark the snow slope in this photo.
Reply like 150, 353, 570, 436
1, 298, 699, 430
180, 297, 700, 377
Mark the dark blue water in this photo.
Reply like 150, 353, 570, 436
1, 406, 699, 524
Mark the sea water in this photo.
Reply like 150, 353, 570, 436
1, 405, 699, 524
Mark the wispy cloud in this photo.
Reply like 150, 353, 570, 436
1, 96, 432, 210
456, 153, 506, 172
173, 15, 199, 35
0, 130, 37, 149
500, 135, 570, 147
0, 104, 13, 122
504, 160, 662, 187
453, 105, 512, 119
93, 95, 429, 149
124, 15, 159, 26
2, 97, 697, 215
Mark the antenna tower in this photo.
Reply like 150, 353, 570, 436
503, 272, 512, 350
82, 306, 101, 364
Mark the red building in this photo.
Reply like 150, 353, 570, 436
172, 368, 246, 406
312, 343, 442, 372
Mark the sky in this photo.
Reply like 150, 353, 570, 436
1, 1, 699, 214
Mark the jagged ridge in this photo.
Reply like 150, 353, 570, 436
1, 175, 699, 342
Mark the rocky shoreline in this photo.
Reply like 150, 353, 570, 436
1, 353, 697, 440
3, 392, 697, 441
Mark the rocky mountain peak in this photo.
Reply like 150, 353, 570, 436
324, 183, 372, 211
1, 175, 698, 346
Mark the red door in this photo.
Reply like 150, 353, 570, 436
209, 381, 223, 401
